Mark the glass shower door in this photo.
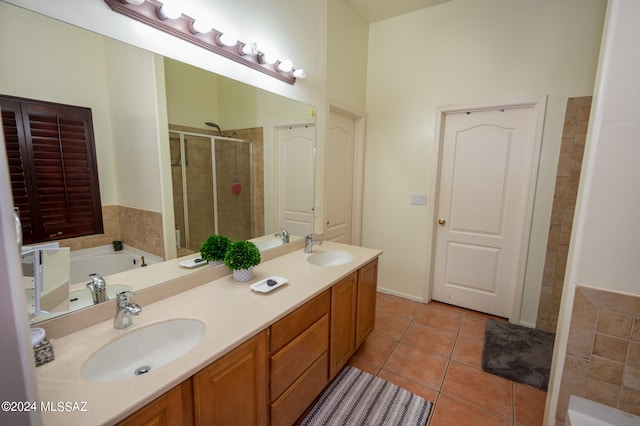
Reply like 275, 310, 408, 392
170, 130, 253, 253
170, 132, 215, 252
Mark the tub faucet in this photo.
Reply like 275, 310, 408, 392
275, 228, 289, 244
114, 291, 141, 329
304, 234, 322, 253
86, 273, 108, 305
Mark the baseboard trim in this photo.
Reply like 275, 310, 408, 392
376, 287, 425, 303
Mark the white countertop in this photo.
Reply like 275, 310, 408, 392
35, 242, 381, 425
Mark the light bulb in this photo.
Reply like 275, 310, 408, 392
218, 32, 238, 47
276, 59, 293, 73
158, 2, 182, 20
292, 69, 307, 79
241, 43, 259, 56
259, 52, 277, 65
124, 0, 145, 5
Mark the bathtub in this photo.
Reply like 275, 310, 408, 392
70, 244, 163, 285
567, 395, 639, 426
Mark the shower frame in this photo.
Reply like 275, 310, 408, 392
170, 129, 253, 250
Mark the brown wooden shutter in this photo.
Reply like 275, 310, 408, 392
1, 100, 35, 241
1, 95, 103, 244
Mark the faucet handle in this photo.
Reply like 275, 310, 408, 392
305, 233, 314, 241
116, 291, 135, 307
88, 273, 106, 290
89, 273, 104, 282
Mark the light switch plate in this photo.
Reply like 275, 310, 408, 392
410, 193, 427, 205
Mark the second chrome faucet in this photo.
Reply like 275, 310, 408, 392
114, 291, 141, 329
304, 234, 322, 253
275, 228, 289, 244
86, 273, 108, 305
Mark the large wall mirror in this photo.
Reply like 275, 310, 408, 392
0, 2, 317, 323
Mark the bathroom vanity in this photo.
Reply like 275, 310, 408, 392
34, 242, 380, 425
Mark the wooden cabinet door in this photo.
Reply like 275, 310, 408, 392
193, 331, 268, 426
329, 272, 358, 380
356, 258, 378, 347
116, 380, 193, 426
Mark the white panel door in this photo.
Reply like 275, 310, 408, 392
276, 125, 315, 236
325, 109, 355, 243
432, 105, 539, 318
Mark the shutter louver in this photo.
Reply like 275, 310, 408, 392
1, 103, 35, 241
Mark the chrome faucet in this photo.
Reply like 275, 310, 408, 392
275, 228, 289, 244
304, 234, 322, 253
114, 291, 141, 329
86, 273, 108, 305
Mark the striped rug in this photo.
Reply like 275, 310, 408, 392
301, 366, 433, 425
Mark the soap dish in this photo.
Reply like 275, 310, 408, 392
179, 258, 207, 268
251, 276, 288, 293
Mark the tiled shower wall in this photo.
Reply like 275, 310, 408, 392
555, 286, 640, 425
56, 205, 164, 258
537, 97, 591, 333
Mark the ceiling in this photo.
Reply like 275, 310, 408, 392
345, 0, 452, 23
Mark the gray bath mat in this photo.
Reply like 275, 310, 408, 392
301, 365, 432, 425
482, 319, 555, 391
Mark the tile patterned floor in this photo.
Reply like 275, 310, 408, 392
348, 293, 547, 426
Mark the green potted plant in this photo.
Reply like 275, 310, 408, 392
224, 240, 261, 281
200, 235, 232, 266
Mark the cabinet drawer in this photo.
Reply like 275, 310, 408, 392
270, 352, 328, 426
271, 314, 329, 401
270, 290, 330, 353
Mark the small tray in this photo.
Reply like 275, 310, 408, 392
250, 276, 288, 293
179, 258, 207, 268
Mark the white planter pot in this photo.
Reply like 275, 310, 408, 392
233, 268, 254, 282
208, 260, 224, 266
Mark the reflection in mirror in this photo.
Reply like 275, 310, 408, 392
21, 245, 70, 321
0, 3, 316, 324
169, 127, 263, 253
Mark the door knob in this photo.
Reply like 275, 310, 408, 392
438, 218, 446, 225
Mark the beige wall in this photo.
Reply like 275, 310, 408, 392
164, 59, 222, 129
327, 0, 369, 113
104, 39, 167, 214
164, 58, 313, 133
362, 0, 607, 326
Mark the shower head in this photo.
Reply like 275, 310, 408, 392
205, 122, 224, 136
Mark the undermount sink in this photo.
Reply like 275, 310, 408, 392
82, 319, 205, 382
253, 238, 283, 251
307, 250, 353, 266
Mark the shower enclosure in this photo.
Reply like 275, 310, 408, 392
170, 129, 253, 252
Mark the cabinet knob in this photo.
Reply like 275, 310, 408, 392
438, 218, 446, 225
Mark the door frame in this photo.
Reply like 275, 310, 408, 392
426, 96, 547, 323
327, 104, 366, 245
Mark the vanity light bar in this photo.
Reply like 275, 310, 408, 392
105, 0, 302, 84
